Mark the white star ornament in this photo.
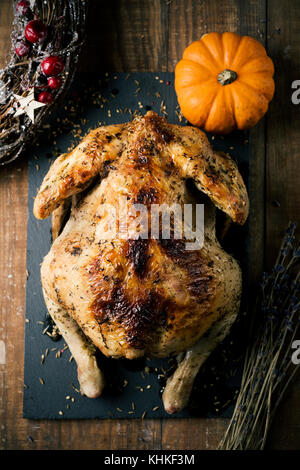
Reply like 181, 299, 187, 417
13, 88, 46, 123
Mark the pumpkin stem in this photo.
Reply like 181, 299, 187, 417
217, 69, 237, 86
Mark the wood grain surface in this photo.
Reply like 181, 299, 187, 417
0, 0, 299, 450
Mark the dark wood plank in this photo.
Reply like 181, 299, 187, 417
81, 0, 169, 73
265, 0, 300, 450
162, 0, 267, 449
0, 0, 12, 67
0, 0, 28, 451
0, 157, 28, 450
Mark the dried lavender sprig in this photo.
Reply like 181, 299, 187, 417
221, 239, 299, 448
219, 222, 300, 450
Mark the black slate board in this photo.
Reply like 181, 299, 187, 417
24, 72, 250, 420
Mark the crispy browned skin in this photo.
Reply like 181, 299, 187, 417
35, 112, 248, 360
34, 123, 125, 219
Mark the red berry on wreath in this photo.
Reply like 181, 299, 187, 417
16, 0, 30, 16
15, 40, 31, 57
25, 20, 47, 43
41, 56, 64, 76
38, 91, 53, 104
47, 76, 62, 90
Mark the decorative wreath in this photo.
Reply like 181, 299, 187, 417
0, 0, 88, 165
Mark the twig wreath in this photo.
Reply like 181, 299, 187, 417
0, 0, 88, 165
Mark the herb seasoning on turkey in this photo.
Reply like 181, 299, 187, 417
33, 111, 249, 413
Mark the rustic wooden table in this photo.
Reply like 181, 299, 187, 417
0, 0, 300, 450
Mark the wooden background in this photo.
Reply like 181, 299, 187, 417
0, 0, 300, 450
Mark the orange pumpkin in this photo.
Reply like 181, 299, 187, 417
175, 32, 275, 134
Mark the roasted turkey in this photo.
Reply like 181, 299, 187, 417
34, 111, 249, 413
